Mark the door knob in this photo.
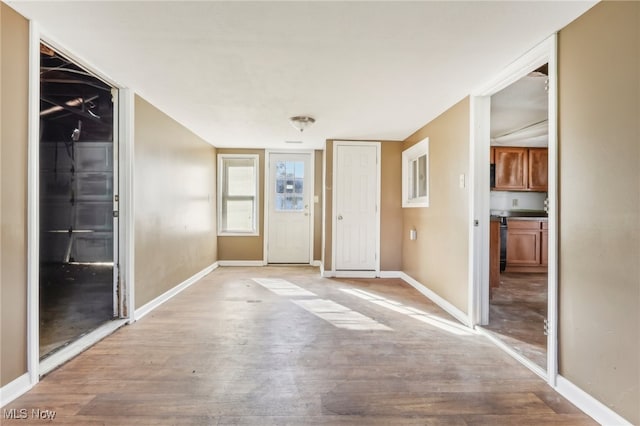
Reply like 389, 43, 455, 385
338, 215, 343, 220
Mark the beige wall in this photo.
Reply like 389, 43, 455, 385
323, 140, 403, 272
401, 98, 470, 314
216, 148, 265, 261
0, 3, 29, 387
558, 2, 639, 423
134, 96, 217, 308
380, 143, 403, 271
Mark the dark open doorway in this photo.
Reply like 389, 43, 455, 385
39, 43, 117, 358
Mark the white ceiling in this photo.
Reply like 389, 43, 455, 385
6, 1, 596, 149
491, 73, 549, 146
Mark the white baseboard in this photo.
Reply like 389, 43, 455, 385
40, 319, 128, 376
379, 271, 402, 278
0, 373, 33, 407
333, 270, 377, 278
134, 262, 219, 321
321, 269, 334, 278
398, 272, 471, 327
555, 375, 632, 426
217, 260, 264, 267
311, 260, 322, 267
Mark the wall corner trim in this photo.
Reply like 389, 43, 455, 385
379, 271, 402, 278
399, 272, 471, 327
0, 373, 33, 407
134, 262, 219, 321
555, 375, 632, 426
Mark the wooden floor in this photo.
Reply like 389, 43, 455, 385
2, 266, 594, 425
484, 272, 547, 369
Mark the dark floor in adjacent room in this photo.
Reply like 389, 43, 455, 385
5, 266, 593, 425
484, 272, 548, 370
39, 263, 114, 358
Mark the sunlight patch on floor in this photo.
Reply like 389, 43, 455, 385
252, 278, 317, 297
340, 288, 473, 336
293, 299, 392, 331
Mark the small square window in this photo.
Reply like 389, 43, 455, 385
402, 137, 429, 208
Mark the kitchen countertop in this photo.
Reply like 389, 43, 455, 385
490, 209, 548, 218
507, 216, 548, 221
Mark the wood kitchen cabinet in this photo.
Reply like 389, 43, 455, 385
541, 221, 549, 266
492, 146, 548, 192
506, 219, 548, 272
490, 219, 501, 294
528, 148, 548, 191
494, 147, 528, 190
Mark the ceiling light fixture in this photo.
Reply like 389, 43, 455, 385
289, 115, 315, 132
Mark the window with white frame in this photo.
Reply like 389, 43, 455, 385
218, 154, 259, 235
402, 137, 429, 208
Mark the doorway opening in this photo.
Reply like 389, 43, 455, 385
39, 43, 119, 359
484, 65, 550, 371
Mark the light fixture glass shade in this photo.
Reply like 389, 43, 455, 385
289, 116, 315, 132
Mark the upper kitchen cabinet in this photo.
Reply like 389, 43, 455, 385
494, 147, 528, 190
528, 148, 548, 191
492, 146, 548, 192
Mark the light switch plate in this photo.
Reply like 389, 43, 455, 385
459, 174, 465, 188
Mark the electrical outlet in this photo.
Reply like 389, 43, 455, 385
512, 198, 519, 207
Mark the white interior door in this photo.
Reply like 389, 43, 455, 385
267, 152, 311, 263
334, 143, 379, 271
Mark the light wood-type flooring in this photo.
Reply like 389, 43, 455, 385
2, 266, 594, 425
484, 272, 548, 369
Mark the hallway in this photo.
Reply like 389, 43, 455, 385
2, 267, 595, 425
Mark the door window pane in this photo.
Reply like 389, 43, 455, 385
275, 161, 304, 211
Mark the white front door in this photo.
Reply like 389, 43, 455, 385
334, 143, 379, 271
267, 152, 312, 263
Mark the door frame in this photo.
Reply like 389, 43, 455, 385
263, 149, 315, 265
26, 23, 134, 383
468, 35, 558, 384
331, 141, 381, 278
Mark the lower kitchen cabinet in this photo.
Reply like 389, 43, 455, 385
506, 219, 547, 272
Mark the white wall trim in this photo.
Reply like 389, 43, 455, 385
216, 260, 264, 267
311, 260, 322, 267
119, 88, 135, 323
0, 374, 32, 408
26, 19, 41, 390
39, 319, 127, 376
399, 272, 471, 327
545, 34, 559, 385
333, 270, 377, 279
555, 376, 633, 426
321, 269, 334, 278
0, 374, 33, 407
134, 262, 218, 321
379, 271, 402, 278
